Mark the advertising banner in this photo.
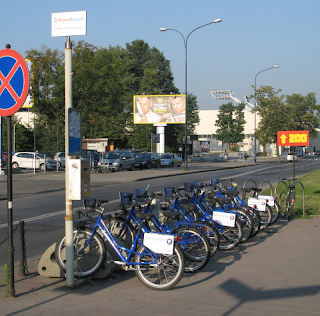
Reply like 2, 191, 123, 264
133, 95, 186, 124
52, 11, 87, 37
22, 59, 32, 108
193, 141, 210, 154
277, 130, 309, 147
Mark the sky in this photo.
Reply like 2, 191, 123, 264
1, 0, 319, 110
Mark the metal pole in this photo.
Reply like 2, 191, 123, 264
65, 36, 74, 287
0, 116, 2, 174
160, 19, 222, 170
7, 115, 15, 297
254, 65, 279, 163
19, 221, 26, 276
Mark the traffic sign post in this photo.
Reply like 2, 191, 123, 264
277, 130, 309, 184
0, 45, 30, 297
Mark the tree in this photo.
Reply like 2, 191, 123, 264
214, 102, 246, 151
254, 86, 319, 156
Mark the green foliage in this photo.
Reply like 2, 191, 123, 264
0, 263, 10, 297
24, 39, 197, 152
254, 86, 320, 152
213, 102, 246, 150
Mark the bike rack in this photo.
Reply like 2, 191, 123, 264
294, 180, 306, 216
259, 179, 274, 196
241, 178, 258, 199
275, 180, 305, 217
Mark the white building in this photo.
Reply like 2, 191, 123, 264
194, 109, 320, 155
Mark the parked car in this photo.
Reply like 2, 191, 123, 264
54, 152, 65, 168
134, 153, 160, 169
98, 150, 134, 171
314, 150, 320, 156
160, 153, 182, 167
279, 151, 298, 163
81, 149, 101, 167
12, 152, 56, 170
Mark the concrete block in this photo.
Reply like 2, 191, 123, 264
38, 242, 115, 279
38, 243, 65, 277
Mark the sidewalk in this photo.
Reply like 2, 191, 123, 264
1, 216, 320, 315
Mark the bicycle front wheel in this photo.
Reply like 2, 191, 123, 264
193, 220, 220, 257
219, 217, 243, 251
173, 226, 210, 272
55, 227, 106, 278
259, 204, 272, 230
134, 242, 185, 291
269, 199, 281, 224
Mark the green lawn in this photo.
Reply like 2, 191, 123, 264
262, 170, 320, 217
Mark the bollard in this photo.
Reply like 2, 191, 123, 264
18, 221, 26, 276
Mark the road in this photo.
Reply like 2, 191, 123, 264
0, 156, 319, 266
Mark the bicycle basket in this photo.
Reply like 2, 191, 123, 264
184, 183, 193, 193
210, 178, 218, 187
164, 187, 175, 198
83, 198, 96, 213
193, 181, 203, 191
135, 189, 147, 203
120, 192, 134, 206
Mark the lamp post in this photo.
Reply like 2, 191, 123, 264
160, 18, 222, 170
254, 64, 279, 163
13, 117, 21, 153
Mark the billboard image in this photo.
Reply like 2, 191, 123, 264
193, 141, 210, 154
133, 95, 186, 124
22, 59, 32, 108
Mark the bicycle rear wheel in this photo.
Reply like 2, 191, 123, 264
134, 242, 185, 291
247, 207, 261, 238
173, 226, 210, 272
55, 227, 106, 278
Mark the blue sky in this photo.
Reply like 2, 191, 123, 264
1, 0, 319, 110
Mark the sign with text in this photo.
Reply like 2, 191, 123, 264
143, 232, 174, 255
212, 211, 236, 227
52, 11, 87, 37
248, 198, 266, 212
134, 95, 186, 124
277, 130, 309, 147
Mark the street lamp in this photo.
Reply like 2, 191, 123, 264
254, 64, 279, 163
13, 117, 22, 153
160, 18, 222, 170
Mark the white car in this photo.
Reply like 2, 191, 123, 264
12, 152, 57, 171
279, 151, 298, 163
54, 152, 65, 168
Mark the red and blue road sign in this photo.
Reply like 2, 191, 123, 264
0, 49, 29, 116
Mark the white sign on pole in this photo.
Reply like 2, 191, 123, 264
52, 11, 87, 37
248, 198, 266, 212
143, 232, 174, 255
212, 211, 236, 227
258, 195, 275, 207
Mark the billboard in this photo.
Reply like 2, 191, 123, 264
133, 95, 186, 124
22, 59, 32, 108
193, 141, 210, 154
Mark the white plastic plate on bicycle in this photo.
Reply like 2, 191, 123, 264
143, 232, 174, 255
248, 198, 266, 211
212, 211, 236, 227
258, 195, 275, 207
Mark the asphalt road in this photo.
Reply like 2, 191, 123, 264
0, 156, 319, 266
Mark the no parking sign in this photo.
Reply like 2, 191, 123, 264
0, 49, 29, 116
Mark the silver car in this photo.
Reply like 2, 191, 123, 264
160, 153, 182, 167
98, 150, 134, 171
54, 152, 65, 168
279, 151, 298, 162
